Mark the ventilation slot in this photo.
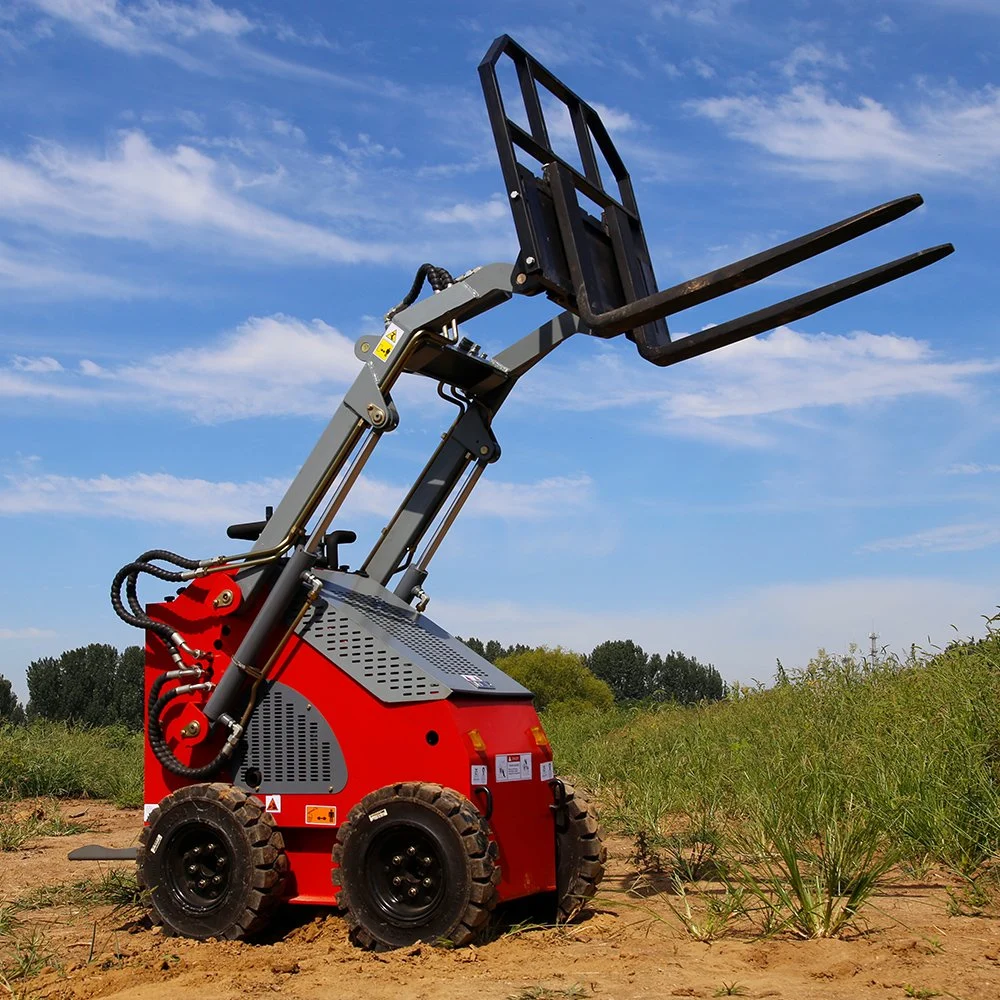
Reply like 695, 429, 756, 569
330, 587, 493, 680
242, 687, 335, 787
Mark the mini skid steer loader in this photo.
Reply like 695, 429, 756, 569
73, 36, 953, 949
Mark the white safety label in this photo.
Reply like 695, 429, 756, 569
471, 764, 488, 785
264, 794, 282, 814
539, 761, 555, 781
143, 803, 156, 822
495, 753, 532, 783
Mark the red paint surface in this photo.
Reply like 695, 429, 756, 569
143, 577, 556, 906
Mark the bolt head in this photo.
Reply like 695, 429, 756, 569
515, 273, 527, 285
525, 256, 536, 266
407, 846, 417, 856
408, 887, 419, 898
509, 190, 519, 199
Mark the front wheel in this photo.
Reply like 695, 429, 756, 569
137, 783, 287, 940
333, 782, 499, 950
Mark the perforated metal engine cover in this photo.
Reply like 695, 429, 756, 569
297, 571, 531, 703
234, 680, 348, 795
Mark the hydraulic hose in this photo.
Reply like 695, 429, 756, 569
385, 263, 455, 323
146, 672, 235, 780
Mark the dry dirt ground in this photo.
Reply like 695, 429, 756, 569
2, 800, 1000, 1000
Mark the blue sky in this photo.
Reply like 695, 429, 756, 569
1, 0, 998, 700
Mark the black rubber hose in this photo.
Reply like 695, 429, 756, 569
147, 674, 230, 780
111, 561, 185, 640
385, 262, 455, 322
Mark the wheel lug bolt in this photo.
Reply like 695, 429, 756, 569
408, 887, 419, 897
213, 875, 223, 884
407, 846, 417, 856
197, 879, 207, 888
422, 877, 433, 887
421, 857, 433, 866
392, 876, 403, 886
392, 855, 403, 866
187, 865, 197, 874
207, 843, 217, 852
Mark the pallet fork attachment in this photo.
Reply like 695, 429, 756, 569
479, 34, 954, 366
103, 38, 954, 943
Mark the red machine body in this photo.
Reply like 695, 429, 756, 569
142, 573, 557, 908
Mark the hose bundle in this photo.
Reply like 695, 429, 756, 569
384, 263, 455, 324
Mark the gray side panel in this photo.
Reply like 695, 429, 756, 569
298, 572, 531, 702
234, 681, 348, 795
301, 598, 448, 703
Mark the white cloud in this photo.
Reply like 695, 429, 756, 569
0, 130, 395, 263
0, 469, 592, 526
27, 0, 411, 96
1, 314, 363, 419
536, 326, 996, 445
778, 44, 848, 80
653, 0, 746, 28
0, 627, 56, 640
470, 475, 592, 519
864, 522, 1000, 554
947, 463, 1000, 475
30, 0, 254, 52
0, 241, 150, 298
433, 576, 999, 685
424, 197, 507, 225
692, 83, 1000, 181
12, 355, 63, 373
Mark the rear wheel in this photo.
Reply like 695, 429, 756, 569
137, 783, 287, 940
554, 779, 606, 922
334, 782, 499, 950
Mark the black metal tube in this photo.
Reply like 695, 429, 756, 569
203, 547, 319, 723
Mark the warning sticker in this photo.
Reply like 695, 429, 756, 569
264, 794, 282, 814
305, 805, 338, 826
471, 764, 488, 785
374, 325, 401, 361
143, 803, 156, 822
495, 753, 532, 783
539, 761, 555, 781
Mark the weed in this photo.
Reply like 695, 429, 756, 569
0, 801, 92, 851
713, 983, 749, 997
0, 927, 58, 985
508, 986, 587, 1000
0, 905, 19, 938
662, 876, 740, 942
13, 868, 142, 914
903, 986, 940, 999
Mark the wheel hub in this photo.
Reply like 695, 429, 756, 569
166, 824, 232, 909
368, 825, 445, 923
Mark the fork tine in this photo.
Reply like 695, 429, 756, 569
648, 194, 926, 321
641, 243, 955, 367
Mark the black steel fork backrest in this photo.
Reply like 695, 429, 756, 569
478, 34, 669, 355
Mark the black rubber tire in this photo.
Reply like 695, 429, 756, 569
333, 782, 499, 950
555, 780, 606, 922
137, 783, 287, 940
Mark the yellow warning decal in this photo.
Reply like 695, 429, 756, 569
305, 805, 338, 826
374, 325, 401, 361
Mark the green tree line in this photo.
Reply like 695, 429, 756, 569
1, 634, 726, 727
0, 644, 144, 729
461, 636, 726, 711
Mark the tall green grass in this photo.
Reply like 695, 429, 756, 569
547, 630, 1000, 873
0, 722, 143, 807
545, 625, 1000, 934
